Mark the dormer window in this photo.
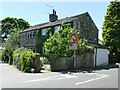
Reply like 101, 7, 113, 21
54, 25, 60, 33
42, 28, 47, 36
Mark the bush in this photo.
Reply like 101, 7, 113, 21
20, 49, 35, 72
2, 49, 9, 63
44, 23, 74, 58
13, 48, 26, 69
77, 39, 93, 54
13, 48, 35, 72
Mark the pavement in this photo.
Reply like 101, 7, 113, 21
0, 60, 119, 89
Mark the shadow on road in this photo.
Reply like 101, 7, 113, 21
0, 60, 119, 74
59, 64, 119, 74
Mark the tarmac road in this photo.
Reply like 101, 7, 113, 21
0, 61, 119, 89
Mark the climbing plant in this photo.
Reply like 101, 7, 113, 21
35, 27, 54, 55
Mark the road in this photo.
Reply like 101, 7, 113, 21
0, 61, 119, 89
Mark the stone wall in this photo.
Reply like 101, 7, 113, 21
73, 12, 98, 44
32, 53, 41, 72
20, 31, 36, 50
50, 56, 74, 71
75, 51, 94, 69
49, 51, 95, 71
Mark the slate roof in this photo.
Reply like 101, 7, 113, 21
20, 12, 88, 33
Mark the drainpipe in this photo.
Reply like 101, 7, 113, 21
94, 46, 97, 67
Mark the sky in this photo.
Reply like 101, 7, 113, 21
0, 1, 110, 40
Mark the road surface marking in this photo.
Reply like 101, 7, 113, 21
61, 74, 77, 78
25, 74, 78, 83
75, 74, 109, 85
86, 73, 98, 75
25, 75, 59, 82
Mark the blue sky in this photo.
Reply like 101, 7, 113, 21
1, 2, 110, 40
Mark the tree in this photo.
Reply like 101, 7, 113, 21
1, 17, 30, 42
102, 0, 120, 63
44, 23, 74, 58
1, 17, 30, 64
3, 29, 21, 64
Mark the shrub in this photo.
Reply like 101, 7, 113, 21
13, 48, 35, 72
20, 49, 35, 72
13, 48, 26, 69
44, 23, 74, 58
77, 39, 93, 54
2, 49, 9, 63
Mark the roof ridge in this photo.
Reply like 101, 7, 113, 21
21, 12, 88, 33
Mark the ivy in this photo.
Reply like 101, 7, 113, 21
35, 27, 54, 55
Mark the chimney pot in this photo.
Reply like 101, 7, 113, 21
49, 9, 58, 22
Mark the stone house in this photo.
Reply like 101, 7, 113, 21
20, 9, 99, 55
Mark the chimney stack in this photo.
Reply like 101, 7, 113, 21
49, 9, 58, 22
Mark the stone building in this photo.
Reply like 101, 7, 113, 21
20, 9, 99, 54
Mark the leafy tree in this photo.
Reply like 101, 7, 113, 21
44, 23, 74, 58
3, 30, 21, 64
1, 17, 30, 64
102, 0, 120, 63
1, 17, 30, 42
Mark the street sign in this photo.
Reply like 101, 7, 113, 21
69, 34, 78, 69
69, 34, 78, 44
70, 44, 77, 50
69, 34, 78, 50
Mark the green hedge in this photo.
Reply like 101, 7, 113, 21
13, 48, 35, 72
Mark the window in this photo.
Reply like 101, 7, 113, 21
31, 31, 35, 38
27, 32, 29, 39
32, 31, 35, 38
54, 25, 60, 33
41, 28, 47, 36
29, 32, 32, 38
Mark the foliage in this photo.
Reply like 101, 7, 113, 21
13, 48, 20, 65
0, 50, 3, 60
2, 49, 9, 63
35, 27, 54, 55
77, 39, 93, 54
44, 23, 74, 58
1, 17, 30, 64
20, 49, 35, 72
13, 48, 35, 72
1, 17, 30, 42
2, 30, 21, 64
102, 1, 120, 63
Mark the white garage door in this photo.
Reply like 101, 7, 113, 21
96, 49, 109, 66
